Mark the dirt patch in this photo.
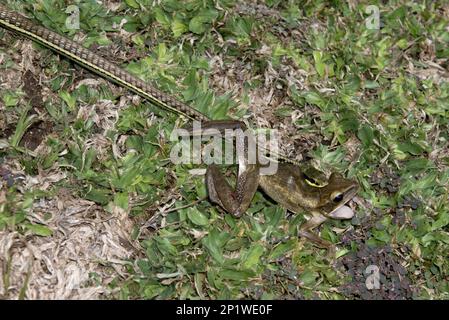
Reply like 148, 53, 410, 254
0, 164, 25, 187
0, 155, 139, 299
337, 244, 414, 300
0, 191, 138, 299
22, 70, 44, 111
336, 201, 416, 299
19, 69, 51, 151
19, 120, 53, 151
0, 46, 51, 148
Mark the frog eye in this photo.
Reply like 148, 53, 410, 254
333, 193, 344, 203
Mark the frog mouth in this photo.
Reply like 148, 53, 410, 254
328, 205, 354, 219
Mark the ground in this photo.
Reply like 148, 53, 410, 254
0, 0, 448, 299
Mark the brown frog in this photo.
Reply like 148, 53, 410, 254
200, 121, 358, 254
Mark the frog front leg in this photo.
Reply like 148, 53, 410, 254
298, 212, 335, 255
206, 163, 260, 217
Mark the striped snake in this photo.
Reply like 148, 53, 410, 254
0, 4, 303, 166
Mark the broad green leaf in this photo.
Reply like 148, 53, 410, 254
202, 229, 227, 264
242, 244, 264, 269
431, 213, 449, 231
189, 9, 218, 34
124, 0, 139, 9
269, 240, 296, 260
85, 188, 110, 205
114, 192, 129, 210
397, 142, 425, 156
24, 223, 53, 237
186, 207, 209, 226
143, 284, 165, 299
154, 7, 171, 28
3, 91, 20, 107
172, 19, 188, 37
303, 91, 326, 109
59, 91, 76, 110
358, 124, 374, 147
404, 158, 432, 175
372, 229, 391, 243
220, 268, 255, 281
313, 51, 325, 78
155, 237, 178, 256
300, 270, 318, 287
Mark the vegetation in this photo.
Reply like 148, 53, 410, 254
0, 0, 448, 299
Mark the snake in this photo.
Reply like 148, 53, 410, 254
0, 4, 311, 168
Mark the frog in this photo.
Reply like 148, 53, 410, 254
197, 120, 358, 254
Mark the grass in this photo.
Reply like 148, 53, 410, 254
0, 0, 448, 299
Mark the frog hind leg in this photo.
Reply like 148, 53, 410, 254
206, 163, 259, 217
199, 120, 259, 217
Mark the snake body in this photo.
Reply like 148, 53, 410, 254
0, 5, 303, 165
0, 4, 208, 121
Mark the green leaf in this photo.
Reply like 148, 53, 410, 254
404, 158, 431, 175
335, 248, 350, 259
85, 188, 110, 205
242, 244, 264, 269
155, 237, 178, 256
364, 80, 380, 89
372, 229, 391, 243
220, 268, 255, 281
345, 76, 361, 92
313, 51, 325, 78
114, 192, 129, 210
229, 16, 253, 37
397, 142, 425, 155
202, 229, 227, 264
124, 0, 140, 9
186, 207, 209, 226
300, 270, 318, 287
24, 223, 53, 237
143, 284, 165, 299
3, 91, 20, 107
269, 240, 296, 260
303, 91, 326, 109
171, 19, 188, 37
339, 111, 359, 133
358, 124, 374, 147
265, 206, 283, 228
189, 9, 218, 34
431, 213, 449, 231
59, 91, 76, 111
154, 7, 171, 28
156, 43, 168, 62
